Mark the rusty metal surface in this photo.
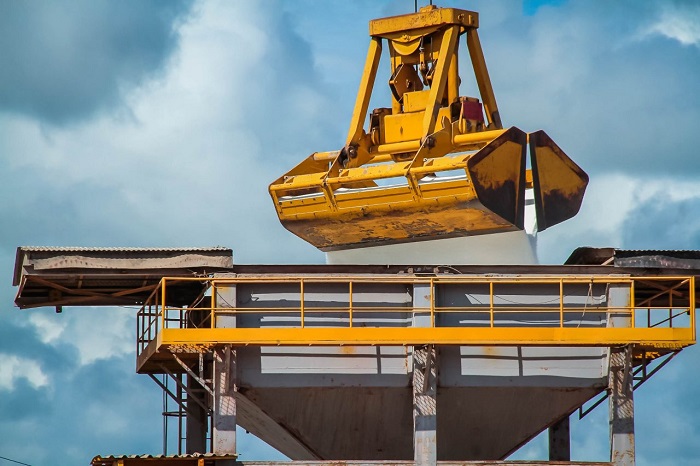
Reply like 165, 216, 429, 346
566, 247, 700, 273
565, 247, 616, 266
529, 130, 588, 231
236, 386, 602, 462
91, 453, 237, 466
15, 273, 209, 310
11, 259, 664, 312
238, 463, 611, 466
14, 246, 233, 283
467, 127, 527, 229
13, 246, 233, 309
226, 262, 700, 277
240, 386, 413, 460
95, 461, 611, 466
614, 250, 700, 270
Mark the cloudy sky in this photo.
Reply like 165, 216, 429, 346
0, 0, 699, 464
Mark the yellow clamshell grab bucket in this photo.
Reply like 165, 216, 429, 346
270, 127, 528, 251
269, 6, 588, 251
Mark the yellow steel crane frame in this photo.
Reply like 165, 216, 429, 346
269, 6, 588, 251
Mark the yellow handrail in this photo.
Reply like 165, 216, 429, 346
135, 275, 696, 352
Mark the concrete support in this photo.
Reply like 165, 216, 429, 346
413, 283, 437, 466
213, 345, 237, 456
186, 307, 210, 454
548, 415, 570, 461
609, 345, 635, 466
185, 374, 208, 454
413, 345, 437, 466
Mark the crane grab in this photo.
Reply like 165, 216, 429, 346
269, 5, 588, 251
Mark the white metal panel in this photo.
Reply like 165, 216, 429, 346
325, 230, 538, 265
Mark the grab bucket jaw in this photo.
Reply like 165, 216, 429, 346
529, 130, 589, 231
467, 127, 527, 231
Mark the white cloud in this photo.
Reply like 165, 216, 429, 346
0, 354, 48, 390
643, 3, 700, 47
537, 173, 700, 263
0, 0, 331, 263
27, 312, 68, 344
24, 308, 133, 366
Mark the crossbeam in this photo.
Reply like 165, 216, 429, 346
154, 326, 693, 349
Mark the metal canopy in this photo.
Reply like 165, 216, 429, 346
566, 247, 700, 270
91, 453, 237, 466
13, 247, 233, 309
14, 245, 700, 311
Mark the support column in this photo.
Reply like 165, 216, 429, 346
413, 283, 437, 466
413, 345, 437, 466
212, 282, 238, 459
185, 374, 207, 453
548, 415, 570, 461
609, 345, 635, 466
186, 307, 210, 454
213, 345, 237, 456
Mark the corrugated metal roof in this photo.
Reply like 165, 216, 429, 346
615, 249, 700, 259
92, 453, 237, 459
566, 247, 700, 270
614, 250, 700, 270
13, 246, 235, 308
91, 453, 237, 465
18, 246, 231, 252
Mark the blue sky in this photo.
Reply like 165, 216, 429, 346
0, 0, 699, 465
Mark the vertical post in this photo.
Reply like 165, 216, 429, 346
346, 38, 382, 145
447, 41, 459, 105
606, 284, 635, 465
212, 282, 237, 462
559, 279, 564, 328
213, 345, 237, 457
186, 305, 212, 454
413, 283, 437, 466
609, 345, 635, 466
162, 279, 167, 329
421, 25, 458, 137
162, 376, 168, 455
186, 374, 208, 453
630, 280, 636, 328
548, 415, 571, 461
466, 28, 501, 128
216, 283, 237, 329
348, 281, 353, 328
300, 279, 305, 328
489, 281, 494, 327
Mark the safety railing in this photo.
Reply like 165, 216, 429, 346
136, 275, 696, 356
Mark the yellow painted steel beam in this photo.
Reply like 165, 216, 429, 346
144, 274, 696, 286
369, 6, 478, 37
158, 327, 695, 349
421, 25, 458, 137
466, 28, 500, 129
345, 38, 382, 149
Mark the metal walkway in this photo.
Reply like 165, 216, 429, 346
136, 273, 695, 372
